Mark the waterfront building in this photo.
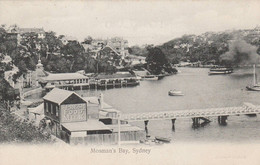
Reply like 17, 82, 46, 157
93, 72, 140, 89
43, 88, 112, 142
40, 88, 145, 144
42, 72, 89, 91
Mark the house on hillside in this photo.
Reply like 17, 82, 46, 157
124, 54, 146, 65
107, 37, 129, 58
60, 36, 78, 45
19, 28, 45, 39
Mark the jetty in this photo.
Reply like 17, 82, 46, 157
111, 102, 260, 128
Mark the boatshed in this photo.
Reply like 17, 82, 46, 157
43, 88, 112, 142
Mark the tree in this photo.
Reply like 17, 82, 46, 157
146, 47, 168, 74
60, 41, 85, 72
145, 47, 177, 74
83, 36, 93, 44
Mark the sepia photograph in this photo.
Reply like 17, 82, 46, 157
1, 0, 260, 164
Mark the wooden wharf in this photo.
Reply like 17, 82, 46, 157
111, 102, 260, 128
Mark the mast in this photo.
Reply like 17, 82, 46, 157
253, 64, 256, 86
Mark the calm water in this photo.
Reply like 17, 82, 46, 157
28, 67, 260, 142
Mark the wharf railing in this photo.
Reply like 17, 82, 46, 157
111, 102, 260, 122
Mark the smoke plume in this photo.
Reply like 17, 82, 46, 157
220, 40, 260, 65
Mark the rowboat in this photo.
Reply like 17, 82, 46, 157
168, 89, 184, 96
155, 136, 171, 143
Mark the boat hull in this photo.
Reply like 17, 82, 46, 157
208, 71, 233, 75
155, 136, 171, 143
141, 76, 158, 81
246, 86, 260, 91
168, 91, 184, 96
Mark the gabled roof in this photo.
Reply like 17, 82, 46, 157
99, 45, 120, 56
43, 88, 84, 105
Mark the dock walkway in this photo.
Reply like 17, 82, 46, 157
109, 102, 260, 127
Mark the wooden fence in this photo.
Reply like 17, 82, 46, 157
70, 131, 145, 145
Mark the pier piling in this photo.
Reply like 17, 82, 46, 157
171, 119, 176, 131
144, 120, 149, 136
218, 116, 228, 125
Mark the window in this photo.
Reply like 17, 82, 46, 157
44, 102, 47, 112
50, 104, 53, 114
80, 79, 83, 83
56, 106, 59, 116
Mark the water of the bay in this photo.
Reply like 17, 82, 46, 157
28, 67, 260, 143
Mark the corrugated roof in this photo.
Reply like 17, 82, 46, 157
28, 103, 44, 115
62, 120, 112, 132
107, 124, 143, 133
43, 88, 81, 105
95, 73, 136, 79
44, 73, 88, 81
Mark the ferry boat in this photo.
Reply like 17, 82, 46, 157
208, 66, 233, 75
168, 89, 184, 96
246, 64, 260, 91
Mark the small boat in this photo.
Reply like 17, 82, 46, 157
208, 66, 233, 75
157, 74, 165, 80
168, 89, 184, 96
246, 64, 260, 91
155, 136, 171, 143
141, 75, 158, 81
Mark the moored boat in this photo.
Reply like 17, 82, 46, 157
208, 66, 233, 75
246, 64, 260, 91
155, 136, 171, 143
141, 75, 158, 81
168, 89, 184, 96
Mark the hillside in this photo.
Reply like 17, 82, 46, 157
159, 27, 260, 65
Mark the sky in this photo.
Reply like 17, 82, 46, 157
1, 0, 260, 46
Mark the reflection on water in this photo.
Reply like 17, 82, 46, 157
27, 68, 260, 142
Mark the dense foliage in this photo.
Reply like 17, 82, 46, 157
0, 77, 17, 101
0, 26, 117, 82
0, 103, 52, 143
146, 47, 177, 75
129, 28, 260, 66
